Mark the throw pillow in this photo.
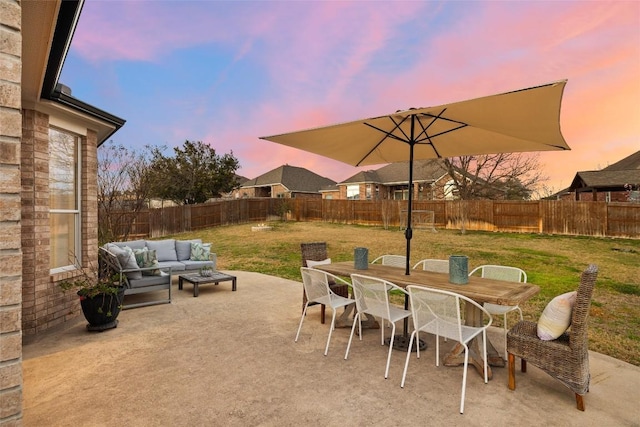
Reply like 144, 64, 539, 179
176, 239, 202, 261
306, 258, 331, 268
305, 259, 335, 285
120, 246, 143, 280
133, 248, 162, 276
537, 291, 577, 340
105, 244, 142, 280
190, 242, 211, 261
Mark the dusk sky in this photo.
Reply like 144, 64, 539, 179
61, 1, 640, 193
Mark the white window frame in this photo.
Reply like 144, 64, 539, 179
346, 185, 360, 200
49, 127, 82, 273
444, 179, 457, 200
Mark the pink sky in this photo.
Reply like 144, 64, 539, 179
62, 1, 640, 194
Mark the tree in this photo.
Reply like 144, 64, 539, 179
98, 141, 154, 244
146, 140, 240, 205
443, 153, 547, 200
443, 153, 548, 234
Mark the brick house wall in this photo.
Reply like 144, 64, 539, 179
574, 191, 629, 202
20, 111, 98, 336
290, 192, 321, 199
558, 190, 631, 202
0, 0, 23, 423
337, 180, 453, 201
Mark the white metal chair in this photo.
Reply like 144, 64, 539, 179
413, 258, 450, 273
346, 274, 411, 379
371, 254, 406, 268
469, 265, 527, 359
401, 285, 492, 414
296, 267, 355, 356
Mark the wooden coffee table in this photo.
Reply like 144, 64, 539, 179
178, 272, 237, 297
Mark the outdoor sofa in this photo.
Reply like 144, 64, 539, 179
100, 238, 217, 309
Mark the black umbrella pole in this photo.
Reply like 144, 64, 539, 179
405, 226, 412, 275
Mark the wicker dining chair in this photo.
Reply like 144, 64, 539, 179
300, 242, 350, 324
507, 264, 598, 411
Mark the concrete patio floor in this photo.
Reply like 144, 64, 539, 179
22, 271, 640, 426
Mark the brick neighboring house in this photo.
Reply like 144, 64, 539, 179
1, 1, 125, 422
335, 159, 457, 200
234, 165, 336, 199
564, 150, 640, 202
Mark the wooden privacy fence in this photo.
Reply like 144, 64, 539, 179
104, 198, 640, 241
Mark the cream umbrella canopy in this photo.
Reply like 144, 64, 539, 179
260, 80, 571, 274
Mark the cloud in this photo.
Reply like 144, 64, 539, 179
68, 1, 639, 192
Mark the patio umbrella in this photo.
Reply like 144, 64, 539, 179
260, 80, 571, 275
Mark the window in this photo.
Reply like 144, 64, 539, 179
49, 128, 80, 271
393, 186, 408, 200
346, 185, 359, 200
444, 180, 458, 200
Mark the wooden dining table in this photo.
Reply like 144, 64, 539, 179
314, 261, 540, 380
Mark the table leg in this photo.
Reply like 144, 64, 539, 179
443, 302, 500, 380
232, 277, 237, 291
178, 277, 184, 290
193, 283, 199, 297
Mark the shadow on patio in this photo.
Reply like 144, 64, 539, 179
22, 271, 640, 426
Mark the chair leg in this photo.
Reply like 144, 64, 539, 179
384, 323, 396, 379
321, 304, 326, 324
345, 312, 361, 360
503, 313, 508, 360
324, 309, 337, 356
401, 331, 417, 388
508, 352, 516, 390
521, 358, 527, 373
295, 303, 309, 342
576, 394, 585, 411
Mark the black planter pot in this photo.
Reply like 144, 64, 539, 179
78, 286, 125, 332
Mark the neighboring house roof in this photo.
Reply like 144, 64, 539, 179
568, 150, 640, 192
602, 150, 640, 171
241, 165, 337, 193
235, 174, 250, 185
22, 0, 125, 145
319, 184, 339, 193
340, 159, 450, 185
570, 170, 640, 190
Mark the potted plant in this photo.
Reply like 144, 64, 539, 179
199, 265, 214, 277
59, 257, 125, 332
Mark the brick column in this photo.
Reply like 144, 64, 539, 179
21, 110, 53, 335
0, 0, 23, 424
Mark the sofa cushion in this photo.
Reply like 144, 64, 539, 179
127, 272, 170, 289
105, 244, 142, 280
111, 239, 146, 250
133, 248, 162, 276
181, 260, 215, 271
176, 239, 202, 261
146, 239, 178, 262
537, 291, 577, 340
190, 242, 211, 261
156, 260, 186, 272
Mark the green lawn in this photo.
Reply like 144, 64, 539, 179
167, 221, 640, 366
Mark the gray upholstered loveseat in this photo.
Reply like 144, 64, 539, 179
100, 238, 217, 309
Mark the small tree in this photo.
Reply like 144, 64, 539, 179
98, 141, 153, 244
146, 140, 240, 205
443, 153, 547, 233
443, 153, 547, 201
